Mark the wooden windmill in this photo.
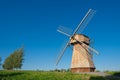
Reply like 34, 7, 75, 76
56, 9, 99, 72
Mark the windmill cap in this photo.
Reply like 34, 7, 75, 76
70, 34, 90, 45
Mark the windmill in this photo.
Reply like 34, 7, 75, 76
56, 9, 99, 72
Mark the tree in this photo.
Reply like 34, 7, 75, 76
3, 47, 24, 70
14, 47, 24, 69
3, 55, 13, 70
66, 68, 71, 72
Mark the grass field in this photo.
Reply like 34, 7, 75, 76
0, 70, 120, 80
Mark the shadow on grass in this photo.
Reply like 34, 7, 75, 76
89, 72, 120, 80
0, 71, 23, 78
89, 76, 105, 80
113, 72, 120, 77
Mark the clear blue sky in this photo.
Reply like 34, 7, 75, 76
0, 0, 120, 71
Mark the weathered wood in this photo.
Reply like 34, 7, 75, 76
70, 34, 95, 72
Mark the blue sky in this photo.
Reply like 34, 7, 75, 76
0, 0, 120, 71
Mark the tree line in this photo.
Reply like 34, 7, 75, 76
0, 47, 24, 70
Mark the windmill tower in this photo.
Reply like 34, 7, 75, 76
56, 9, 99, 72
70, 34, 95, 72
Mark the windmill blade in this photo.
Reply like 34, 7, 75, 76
68, 45, 73, 51
72, 9, 96, 35
78, 10, 96, 33
58, 25, 72, 36
78, 45, 94, 66
90, 39, 94, 46
81, 43, 99, 55
57, 29, 71, 37
74, 37, 99, 55
56, 40, 70, 65
89, 39, 94, 53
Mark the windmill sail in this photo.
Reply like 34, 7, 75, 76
74, 37, 99, 54
56, 40, 70, 65
73, 9, 96, 35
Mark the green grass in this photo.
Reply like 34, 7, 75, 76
106, 71, 120, 77
0, 70, 120, 80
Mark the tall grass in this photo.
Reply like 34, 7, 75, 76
0, 70, 120, 80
